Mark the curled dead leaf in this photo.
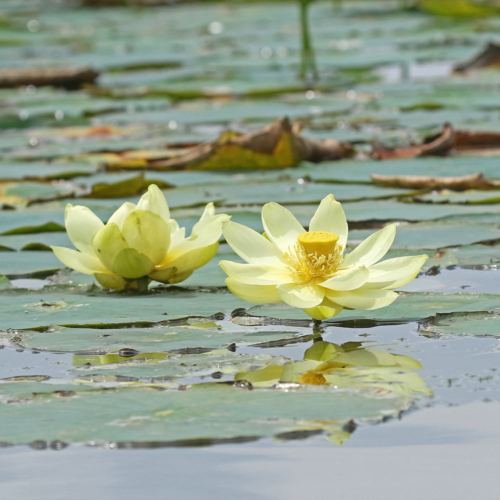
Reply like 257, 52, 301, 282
372, 123, 455, 160
372, 123, 500, 159
455, 43, 500, 73
371, 173, 500, 191
106, 117, 354, 171
0, 66, 99, 90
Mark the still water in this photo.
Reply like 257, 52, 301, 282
0, 268, 498, 499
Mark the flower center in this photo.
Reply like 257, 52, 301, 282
297, 231, 339, 257
283, 231, 343, 284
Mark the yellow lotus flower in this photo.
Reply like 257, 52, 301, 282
220, 195, 427, 320
52, 185, 229, 291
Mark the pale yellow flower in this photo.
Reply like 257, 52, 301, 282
220, 195, 427, 320
52, 185, 229, 291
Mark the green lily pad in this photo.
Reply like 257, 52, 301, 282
248, 292, 500, 322
419, 310, 500, 338
0, 382, 413, 445
8, 320, 304, 353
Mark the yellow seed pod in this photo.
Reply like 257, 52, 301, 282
297, 231, 339, 257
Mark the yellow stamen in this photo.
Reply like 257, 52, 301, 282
283, 231, 344, 284
297, 231, 339, 257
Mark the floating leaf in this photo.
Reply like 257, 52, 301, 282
0, 221, 64, 236
0, 382, 413, 445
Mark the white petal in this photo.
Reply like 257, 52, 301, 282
309, 195, 348, 249
320, 266, 369, 291
222, 221, 286, 267
342, 224, 396, 268
325, 288, 398, 310
262, 202, 305, 254
277, 282, 325, 308
226, 278, 282, 304
137, 184, 170, 223
220, 261, 292, 285
51, 246, 109, 275
108, 202, 137, 230
65, 204, 104, 256
200, 202, 215, 218
365, 255, 428, 290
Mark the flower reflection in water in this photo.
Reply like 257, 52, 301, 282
236, 340, 432, 444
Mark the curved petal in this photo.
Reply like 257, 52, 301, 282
320, 266, 369, 292
226, 278, 282, 304
51, 246, 109, 275
219, 261, 292, 285
342, 224, 396, 269
65, 204, 104, 256
112, 248, 155, 279
94, 272, 126, 290
107, 202, 136, 230
262, 202, 305, 254
121, 209, 170, 265
222, 221, 286, 267
168, 219, 186, 248
325, 288, 398, 310
167, 270, 193, 285
309, 195, 348, 249
92, 222, 129, 271
149, 267, 177, 284
188, 213, 230, 248
277, 282, 325, 309
158, 241, 219, 275
166, 213, 230, 261
303, 303, 343, 321
137, 184, 170, 223
365, 255, 428, 290
200, 202, 215, 219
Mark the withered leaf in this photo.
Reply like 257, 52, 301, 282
371, 173, 500, 191
106, 118, 353, 172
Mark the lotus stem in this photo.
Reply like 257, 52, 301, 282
299, 0, 319, 82
137, 276, 149, 293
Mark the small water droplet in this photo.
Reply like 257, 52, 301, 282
261, 47, 273, 59
27, 20, 40, 32
208, 21, 223, 35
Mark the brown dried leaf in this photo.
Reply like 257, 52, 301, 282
0, 66, 99, 90
371, 173, 500, 191
371, 123, 455, 160
106, 118, 354, 172
454, 43, 500, 73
